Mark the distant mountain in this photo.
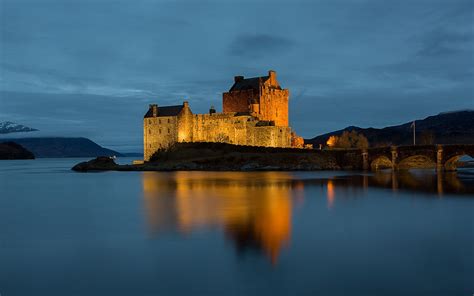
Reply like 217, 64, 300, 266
0, 137, 123, 158
306, 110, 474, 147
0, 142, 35, 160
121, 152, 143, 157
0, 121, 38, 134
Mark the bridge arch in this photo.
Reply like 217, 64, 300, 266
444, 154, 474, 171
370, 156, 392, 171
441, 145, 474, 171
397, 155, 436, 170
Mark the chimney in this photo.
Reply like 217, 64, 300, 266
234, 76, 244, 83
183, 101, 189, 108
149, 104, 158, 117
268, 70, 276, 84
209, 105, 216, 115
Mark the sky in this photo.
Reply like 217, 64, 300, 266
0, 0, 473, 152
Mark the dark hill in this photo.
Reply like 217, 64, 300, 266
0, 137, 123, 158
306, 110, 474, 147
0, 142, 35, 159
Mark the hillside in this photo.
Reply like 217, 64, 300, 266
306, 110, 474, 147
0, 142, 35, 160
0, 137, 123, 158
0, 121, 38, 134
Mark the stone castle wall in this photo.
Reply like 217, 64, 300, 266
259, 88, 289, 127
222, 73, 289, 127
191, 113, 292, 147
144, 111, 293, 161
223, 89, 258, 113
144, 116, 178, 161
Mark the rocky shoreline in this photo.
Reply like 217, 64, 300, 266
72, 143, 363, 172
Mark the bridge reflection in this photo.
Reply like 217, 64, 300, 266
322, 169, 474, 197
142, 172, 304, 264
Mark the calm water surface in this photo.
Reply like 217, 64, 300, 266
1, 158, 473, 296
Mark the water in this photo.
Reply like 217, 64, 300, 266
1, 158, 473, 296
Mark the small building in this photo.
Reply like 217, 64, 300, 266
143, 70, 304, 161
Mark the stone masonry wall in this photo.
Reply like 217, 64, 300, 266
222, 89, 258, 113
144, 112, 293, 161
191, 113, 292, 147
144, 116, 178, 161
259, 87, 289, 127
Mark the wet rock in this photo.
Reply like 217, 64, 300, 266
72, 156, 118, 172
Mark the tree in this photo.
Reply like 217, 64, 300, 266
326, 131, 369, 149
419, 130, 435, 145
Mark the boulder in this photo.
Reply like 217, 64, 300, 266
72, 156, 118, 172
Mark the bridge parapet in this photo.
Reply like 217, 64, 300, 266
360, 144, 473, 172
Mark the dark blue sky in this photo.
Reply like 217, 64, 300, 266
1, 0, 473, 152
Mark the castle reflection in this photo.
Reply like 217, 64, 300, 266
142, 172, 304, 264
141, 169, 473, 264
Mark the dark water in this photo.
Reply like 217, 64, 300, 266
1, 158, 473, 296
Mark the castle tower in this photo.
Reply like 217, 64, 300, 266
222, 70, 289, 126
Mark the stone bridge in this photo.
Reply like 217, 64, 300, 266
360, 144, 474, 171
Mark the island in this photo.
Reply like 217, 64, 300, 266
71, 142, 474, 172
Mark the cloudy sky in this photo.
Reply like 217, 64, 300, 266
1, 0, 473, 152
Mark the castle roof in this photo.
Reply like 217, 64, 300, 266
229, 76, 269, 92
144, 105, 184, 118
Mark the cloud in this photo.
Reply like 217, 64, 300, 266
416, 29, 474, 57
228, 34, 294, 58
0, 0, 472, 148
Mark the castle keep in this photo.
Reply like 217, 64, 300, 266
143, 70, 303, 161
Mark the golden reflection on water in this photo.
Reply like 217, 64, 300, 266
141, 169, 473, 264
326, 180, 335, 209
142, 171, 298, 264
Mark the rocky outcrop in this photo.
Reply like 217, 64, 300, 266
71, 143, 344, 172
0, 142, 35, 160
72, 156, 119, 172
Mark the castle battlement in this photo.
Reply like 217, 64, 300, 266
143, 70, 303, 161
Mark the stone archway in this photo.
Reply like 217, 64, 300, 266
444, 154, 474, 171
370, 156, 392, 171
397, 155, 436, 170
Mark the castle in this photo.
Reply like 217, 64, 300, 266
143, 70, 304, 161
